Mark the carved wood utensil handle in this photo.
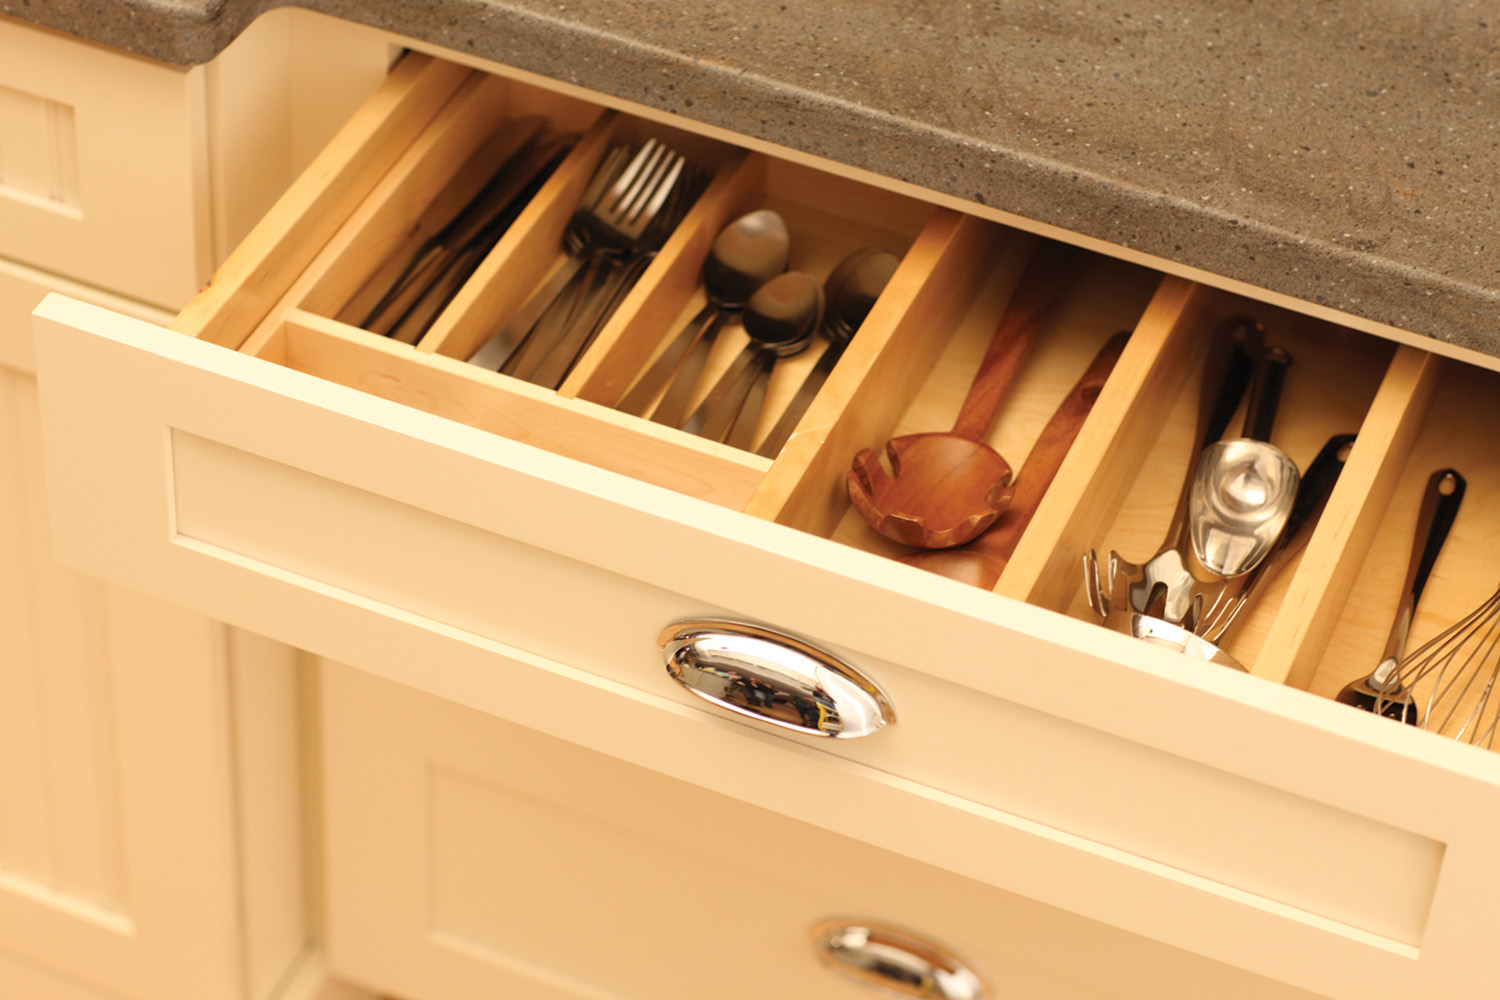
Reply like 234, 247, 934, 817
949, 241, 1081, 442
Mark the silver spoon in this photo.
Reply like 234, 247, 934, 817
682, 271, 823, 443
617, 209, 790, 421
756, 246, 900, 459
1189, 346, 1300, 579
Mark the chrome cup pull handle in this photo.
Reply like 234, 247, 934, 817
658, 619, 895, 738
813, 922, 987, 1000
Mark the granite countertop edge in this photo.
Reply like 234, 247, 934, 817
5, 0, 1496, 359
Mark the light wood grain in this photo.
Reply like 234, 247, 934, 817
262, 310, 768, 507
1256, 347, 1445, 688
233, 70, 533, 356
744, 211, 1007, 534
421, 115, 746, 365
998, 275, 1210, 610
560, 150, 764, 405
172, 53, 472, 348
410, 111, 622, 361
1306, 355, 1500, 741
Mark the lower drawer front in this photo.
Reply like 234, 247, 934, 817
321, 662, 1328, 1000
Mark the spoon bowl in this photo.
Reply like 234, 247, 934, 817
686, 270, 823, 444
1189, 347, 1299, 578
618, 209, 790, 420
756, 246, 900, 458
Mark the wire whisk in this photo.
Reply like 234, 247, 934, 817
1373, 584, 1500, 747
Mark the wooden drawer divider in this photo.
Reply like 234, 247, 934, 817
173, 49, 1500, 733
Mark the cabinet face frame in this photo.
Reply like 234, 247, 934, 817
27, 45, 1500, 1000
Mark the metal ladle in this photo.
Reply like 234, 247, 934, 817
683, 270, 823, 444
1131, 431, 1351, 671
1189, 346, 1301, 578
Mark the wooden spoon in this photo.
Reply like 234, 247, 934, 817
846, 241, 1079, 548
900, 330, 1128, 586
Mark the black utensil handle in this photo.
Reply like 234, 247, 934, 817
1408, 468, 1466, 609
1282, 432, 1355, 543
1242, 346, 1291, 442
1202, 316, 1263, 451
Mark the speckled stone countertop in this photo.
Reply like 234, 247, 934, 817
6, 0, 1498, 356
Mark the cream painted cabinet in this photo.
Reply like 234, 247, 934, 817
0, 265, 313, 1000
0, 12, 391, 1000
21, 17, 1500, 1000
321, 658, 1331, 1000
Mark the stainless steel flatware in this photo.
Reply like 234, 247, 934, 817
681, 270, 822, 444
467, 138, 689, 375
1084, 315, 1261, 626
1127, 430, 1352, 669
1189, 345, 1300, 579
617, 209, 791, 422
1337, 468, 1466, 724
756, 246, 899, 459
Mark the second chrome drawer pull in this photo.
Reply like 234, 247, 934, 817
813, 921, 987, 1000
658, 620, 894, 738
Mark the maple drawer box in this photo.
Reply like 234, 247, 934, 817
30, 50, 1500, 1000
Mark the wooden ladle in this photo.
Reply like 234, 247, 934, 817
847, 241, 1080, 548
899, 330, 1128, 586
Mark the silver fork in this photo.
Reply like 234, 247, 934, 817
468, 139, 687, 375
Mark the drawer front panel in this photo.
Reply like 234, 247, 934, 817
322, 661, 1331, 1000
34, 293, 1500, 1000
160, 418, 1446, 950
0, 19, 209, 308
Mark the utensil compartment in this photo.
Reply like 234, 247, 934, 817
1044, 298, 1396, 676
192, 53, 1170, 546
1309, 356, 1500, 735
159, 51, 1500, 729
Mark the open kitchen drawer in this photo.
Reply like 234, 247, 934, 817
29, 50, 1500, 1000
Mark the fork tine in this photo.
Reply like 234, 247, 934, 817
582, 145, 630, 209
612, 142, 671, 223
629, 153, 685, 233
601, 138, 660, 214
629, 149, 678, 221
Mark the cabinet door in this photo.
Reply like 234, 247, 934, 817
0, 268, 313, 1000
0, 19, 210, 308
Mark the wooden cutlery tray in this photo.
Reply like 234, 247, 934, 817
169, 51, 1500, 736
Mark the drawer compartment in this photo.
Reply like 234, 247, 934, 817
322, 661, 1331, 1000
29, 49, 1500, 1000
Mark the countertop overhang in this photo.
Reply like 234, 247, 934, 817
5, 0, 1497, 359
